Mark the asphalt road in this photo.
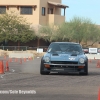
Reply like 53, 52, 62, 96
0, 57, 100, 100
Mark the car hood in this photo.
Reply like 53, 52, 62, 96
44, 52, 87, 61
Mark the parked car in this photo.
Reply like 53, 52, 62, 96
82, 48, 89, 54
40, 42, 88, 75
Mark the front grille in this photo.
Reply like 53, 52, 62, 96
52, 54, 59, 56
51, 61, 78, 64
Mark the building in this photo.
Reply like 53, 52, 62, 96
0, 0, 69, 47
0, 0, 69, 25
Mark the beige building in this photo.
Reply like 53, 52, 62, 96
0, 0, 69, 25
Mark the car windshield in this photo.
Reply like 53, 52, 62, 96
47, 43, 83, 54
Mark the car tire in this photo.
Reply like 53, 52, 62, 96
40, 61, 50, 75
80, 62, 88, 75
84, 62, 88, 75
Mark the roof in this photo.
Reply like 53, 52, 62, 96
0, 4, 37, 7
48, 1, 69, 8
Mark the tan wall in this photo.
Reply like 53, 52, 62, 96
0, 0, 40, 25
48, 14, 54, 24
1, 0, 37, 5
39, 0, 62, 25
0, 0, 65, 25
48, 4, 61, 15
48, 14, 65, 25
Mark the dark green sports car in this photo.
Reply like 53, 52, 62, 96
40, 42, 88, 75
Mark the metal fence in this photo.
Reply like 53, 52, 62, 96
27, 46, 48, 52
0, 46, 48, 52
0, 46, 28, 51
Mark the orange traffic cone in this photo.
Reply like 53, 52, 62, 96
4, 56, 6, 59
9, 58, 12, 62
29, 57, 31, 60
20, 58, 22, 64
30, 57, 33, 60
5, 61, 9, 71
88, 59, 92, 63
97, 60, 100, 68
15, 58, 18, 62
24, 58, 26, 62
98, 89, 100, 100
0, 61, 4, 74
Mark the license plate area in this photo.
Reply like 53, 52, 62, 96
53, 69, 64, 71
50, 65, 78, 68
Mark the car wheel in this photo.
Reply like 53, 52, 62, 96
40, 62, 50, 75
80, 71, 88, 75
80, 62, 88, 75
84, 62, 88, 75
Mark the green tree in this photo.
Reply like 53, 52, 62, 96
69, 17, 92, 43
59, 17, 100, 47
0, 12, 36, 46
57, 22, 74, 42
38, 16, 100, 47
83, 23, 100, 47
38, 24, 57, 42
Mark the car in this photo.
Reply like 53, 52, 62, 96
40, 42, 88, 75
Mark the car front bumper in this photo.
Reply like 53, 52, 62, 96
43, 63, 86, 73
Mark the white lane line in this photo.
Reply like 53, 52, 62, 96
1, 75, 4, 79
1, 73, 12, 79
0, 69, 15, 79
11, 69, 15, 72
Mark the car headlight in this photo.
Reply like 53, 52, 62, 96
79, 58, 85, 64
44, 57, 50, 62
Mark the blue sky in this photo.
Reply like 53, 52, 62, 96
62, 0, 100, 25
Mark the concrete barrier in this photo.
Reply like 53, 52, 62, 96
9, 52, 34, 58
6, 50, 100, 59
85, 54, 100, 59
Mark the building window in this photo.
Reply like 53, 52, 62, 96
50, 8, 53, 14
42, 7, 45, 16
20, 6, 33, 15
48, 8, 53, 14
0, 6, 6, 14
